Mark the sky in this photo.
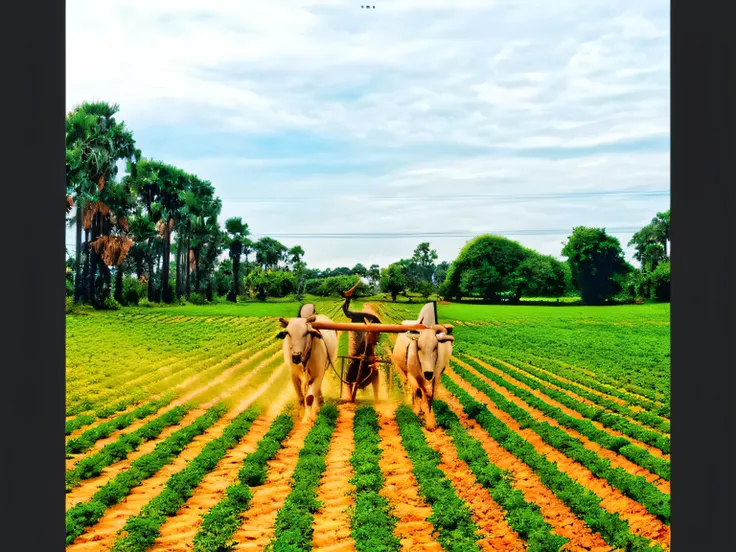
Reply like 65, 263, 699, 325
66, 0, 669, 270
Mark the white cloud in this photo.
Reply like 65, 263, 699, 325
66, 0, 669, 269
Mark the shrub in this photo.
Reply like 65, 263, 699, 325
65, 296, 75, 314
188, 292, 206, 305
122, 277, 142, 306
138, 298, 154, 308
103, 297, 121, 310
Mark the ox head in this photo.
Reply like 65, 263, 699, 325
416, 316, 455, 399
276, 315, 322, 365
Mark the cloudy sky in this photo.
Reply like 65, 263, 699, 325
66, 0, 669, 270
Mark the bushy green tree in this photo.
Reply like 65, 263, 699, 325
562, 227, 631, 305
380, 263, 408, 302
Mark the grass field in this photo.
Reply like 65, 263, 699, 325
65, 299, 670, 551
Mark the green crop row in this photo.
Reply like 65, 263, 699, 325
476, 353, 670, 433
349, 406, 401, 552
454, 350, 671, 455
267, 404, 339, 552
442, 375, 663, 552
457, 357, 670, 481
395, 404, 482, 552
65, 414, 98, 436
193, 408, 295, 552
432, 400, 568, 552
66, 404, 193, 491
66, 404, 227, 545
450, 362, 670, 524
66, 394, 174, 455
111, 406, 262, 552
496, 351, 668, 417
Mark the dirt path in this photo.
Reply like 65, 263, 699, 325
437, 390, 609, 552
422, 425, 526, 552
374, 402, 442, 552
445, 370, 671, 550
463, 356, 670, 461
66, 351, 282, 510
454, 359, 670, 494
312, 403, 358, 552
148, 380, 294, 552
66, 367, 287, 551
229, 416, 316, 551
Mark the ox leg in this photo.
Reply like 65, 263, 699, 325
371, 371, 380, 401
309, 372, 325, 422
406, 374, 423, 415
291, 372, 306, 421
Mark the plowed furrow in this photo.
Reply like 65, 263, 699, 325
66, 369, 282, 550
423, 426, 526, 552
438, 391, 609, 551
66, 352, 280, 510
446, 371, 671, 549
454, 359, 670, 493
374, 402, 442, 552
312, 404, 357, 551
148, 381, 293, 551
463, 358, 669, 460
486, 357, 669, 437
229, 419, 316, 550
66, 402, 144, 441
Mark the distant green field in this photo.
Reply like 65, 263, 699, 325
382, 301, 670, 403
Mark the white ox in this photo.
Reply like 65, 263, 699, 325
392, 303, 454, 429
276, 313, 338, 423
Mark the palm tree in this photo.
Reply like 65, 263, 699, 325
224, 217, 251, 302
65, 101, 139, 303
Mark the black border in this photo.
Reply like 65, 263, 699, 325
3, 0, 65, 549
3, 0, 736, 549
671, 0, 736, 548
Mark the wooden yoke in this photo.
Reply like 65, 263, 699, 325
310, 321, 430, 333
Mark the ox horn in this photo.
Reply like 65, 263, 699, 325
278, 317, 289, 328
306, 314, 317, 323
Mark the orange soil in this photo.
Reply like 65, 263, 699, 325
454, 359, 670, 494
66, 368, 287, 551
436, 390, 609, 552
312, 404, 358, 552
229, 417, 316, 550
66, 351, 281, 510
374, 402, 442, 552
445, 370, 671, 550
148, 380, 294, 552
464, 356, 670, 461
490, 357, 669, 436
422, 426, 526, 552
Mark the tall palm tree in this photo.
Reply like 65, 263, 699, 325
224, 217, 251, 302
65, 102, 139, 303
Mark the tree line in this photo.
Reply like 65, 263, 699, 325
66, 101, 670, 309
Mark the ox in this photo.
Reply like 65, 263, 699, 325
392, 303, 454, 429
276, 312, 338, 423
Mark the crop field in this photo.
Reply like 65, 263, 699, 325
65, 300, 670, 552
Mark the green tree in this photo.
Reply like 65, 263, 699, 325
433, 261, 450, 288
380, 262, 408, 302
368, 264, 381, 290
562, 226, 630, 305
628, 209, 671, 271
224, 217, 250, 302
254, 237, 288, 271
66, 101, 139, 303
412, 242, 438, 283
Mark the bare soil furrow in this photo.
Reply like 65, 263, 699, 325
66, 366, 284, 550
446, 371, 671, 549
438, 390, 609, 552
229, 418, 315, 550
454, 359, 670, 494
148, 378, 293, 552
312, 404, 357, 552
66, 351, 281, 510
488, 357, 670, 437
373, 402, 442, 552
423, 425, 526, 552
465, 357, 669, 461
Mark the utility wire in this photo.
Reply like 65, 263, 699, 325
220, 189, 669, 203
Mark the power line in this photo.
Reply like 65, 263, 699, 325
220, 189, 669, 203
65, 226, 641, 248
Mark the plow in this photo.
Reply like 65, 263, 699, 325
307, 280, 442, 402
